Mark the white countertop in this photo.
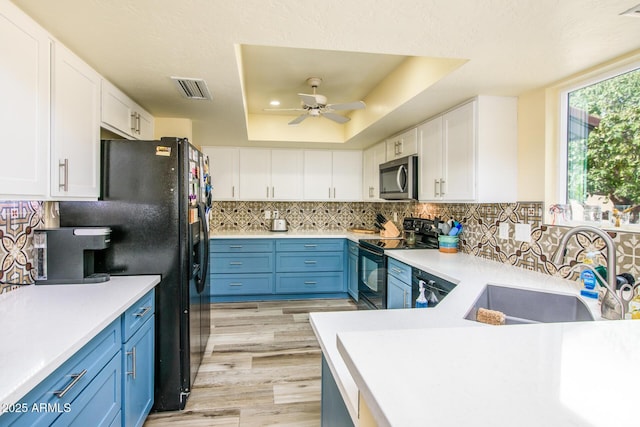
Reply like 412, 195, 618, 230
0, 275, 160, 407
309, 250, 618, 426
210, 229, 367, 242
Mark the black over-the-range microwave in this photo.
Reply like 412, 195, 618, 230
379, 155, 418, 200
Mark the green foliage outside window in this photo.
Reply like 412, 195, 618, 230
567, 69, 640, 206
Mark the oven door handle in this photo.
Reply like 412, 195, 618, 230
358, 245, 385, 258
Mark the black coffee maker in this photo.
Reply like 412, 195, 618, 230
34, 227, 111, 284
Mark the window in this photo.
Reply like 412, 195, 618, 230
560, 64, 640, 227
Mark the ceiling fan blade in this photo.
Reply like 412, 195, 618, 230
288, 114, 309, 125
327, 101, 366, 111
263, 108, 305, 112
322, 112, 350, 124
298, 93, 324, 107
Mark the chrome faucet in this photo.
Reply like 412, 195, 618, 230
551, 225, 624, 320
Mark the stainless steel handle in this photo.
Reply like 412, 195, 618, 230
304, 281, 317, 285
229, 282, 243, 287
304, 260, 317, 264
54, 369, 87, 398
391, 267, 402, 274
329, 187, 331, 198
333, 187, 336, 198
304, 244, 317, 248
232, 186, 235, 198
229, 245, 243, 249
403, 289, 408, 308
440, 179, 445, 196
434, 179, 440, 197
267, 186, 270, 198
396, 165, 407, 192
59, 159, 69, 192
136, 113, 141, 134
126, 346, 137, 379
134, 306, 152, 318
272, 186, 275, 198
369, 186, 373, 198
229, 261, 243, 265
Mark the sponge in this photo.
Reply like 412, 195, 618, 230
476, 308, 506, 325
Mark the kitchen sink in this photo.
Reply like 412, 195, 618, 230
465, 284, 595, 324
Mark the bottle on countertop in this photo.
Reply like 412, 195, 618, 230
579, 252, 599, 299
416, 280, 428, 308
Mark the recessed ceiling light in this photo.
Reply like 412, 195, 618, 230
621, 3, 640, 17
269, 100, 280, 106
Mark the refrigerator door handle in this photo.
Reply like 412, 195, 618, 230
194, 202, 209, 293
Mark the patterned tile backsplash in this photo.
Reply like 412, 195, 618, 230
2, 199, 639, 294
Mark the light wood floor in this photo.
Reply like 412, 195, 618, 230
144, 299, 357, 427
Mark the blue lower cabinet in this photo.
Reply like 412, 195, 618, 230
51, 354, 122, 427
211, 252, 274, 274
275, 252, 343, 272
2, 320, 121, 427
321, 355, 354, 427
122, 315, 154, 427
387, 275, 412, 309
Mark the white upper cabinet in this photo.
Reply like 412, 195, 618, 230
237, 148, 303, 201
270, 149, 303, 200
0, 1, 50, 199
303, 150, 362, 201
386, 128, 418, 160
418, 96, 517, 202
363, 141, 386, 200
50, 42, 101, 199
101, 79, 154, 140
204, 146, 239, 200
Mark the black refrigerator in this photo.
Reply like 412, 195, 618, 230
59, 137, 212, 411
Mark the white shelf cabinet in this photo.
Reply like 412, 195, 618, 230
101, 79, 154, 140
50, 42, 101, 199
204, 146, 239, 200
418, 96, 517, 202
303, 150, 362, 201
362, 141, 386, 201
0, 1, 50, 199
385, 127, 418, 160
239, 148, 303, 201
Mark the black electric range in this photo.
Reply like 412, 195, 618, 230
357, 217, 441, 309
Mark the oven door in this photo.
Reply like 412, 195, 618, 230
358, 245, 387, 309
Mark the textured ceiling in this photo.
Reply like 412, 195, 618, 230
9, 0, 640, 149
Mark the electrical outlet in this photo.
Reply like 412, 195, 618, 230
514, 223, 531, 243
498, 223, 510, 239
264, 210, 271, 219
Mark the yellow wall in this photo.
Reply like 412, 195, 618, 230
154, 118, 193, 145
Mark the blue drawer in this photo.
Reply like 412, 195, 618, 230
275, 239, 344, 252
210, 239, 274, 253
275, 272, 345, 294
211, 274, 274, 295
211, 253, 274, 274
387, 258, 412, 284
276, 252, 343, 273
122, 289, 155, 342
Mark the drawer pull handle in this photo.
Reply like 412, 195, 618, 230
126, 346, 137, 379
54, 369, 87, 398
229, 245, 243, 249
134, 306, 152, 318
229, 282, 243, 287
304, 260, 317, 264
229, 261, 243, 265
304, 281, 317, 285
304, 244, 317, 248
391, 267, 402, 274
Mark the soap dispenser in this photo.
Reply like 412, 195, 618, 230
579, 252, 599, 299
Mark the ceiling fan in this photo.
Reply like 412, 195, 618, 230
265, 77, 366, 125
